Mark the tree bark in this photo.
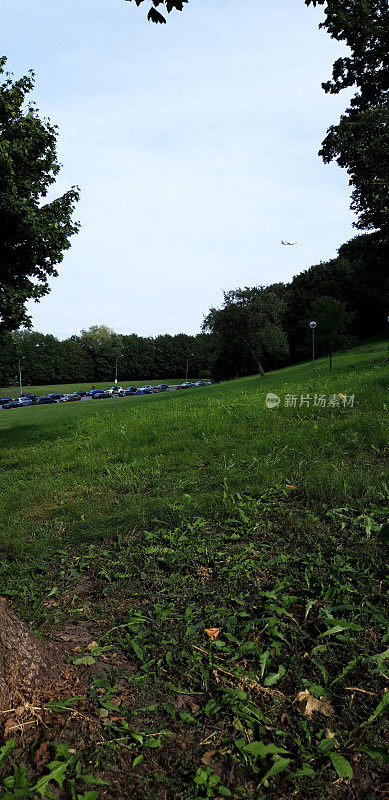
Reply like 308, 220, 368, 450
0, 600, 63, 712
329, 352, 333, 372
247, 344, 266, 378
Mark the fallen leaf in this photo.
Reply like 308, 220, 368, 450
295, 690, 334, 718
286, 484, 297, 490
201, 750, 216, 765
205, 628, 220, 641
34, 740, 50, 768
86, 641, 99, 651
338, 393, 345, 400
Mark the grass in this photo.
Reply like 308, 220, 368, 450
0, 340, 388, 799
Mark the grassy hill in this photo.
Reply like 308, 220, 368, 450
0, 341, 387, 799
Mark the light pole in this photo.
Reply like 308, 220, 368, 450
186, 353, 194, 382
18, 357, 25, 397
114, 353, 122, 409
309, 321, 316, 377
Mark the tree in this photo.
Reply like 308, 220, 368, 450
320, 106, 388, 234
310, 295, 354, 370
203, 287, 289, 380
0, 58, 79, 336
309, 0, 389, 235
80, 325, 123, 382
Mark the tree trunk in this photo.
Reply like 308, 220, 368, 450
0, 601, 63, 712
257, 361, 266, 378
247, 345, 266, 378
329, 352, 332, 372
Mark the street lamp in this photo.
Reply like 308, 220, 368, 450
114, 356, 120, 387
113, 353, 123, 410
309, 321, 316, 377
18, 357, 25, 397
186, 353, 194, 382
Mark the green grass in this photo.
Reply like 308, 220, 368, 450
0, 340, 387, 799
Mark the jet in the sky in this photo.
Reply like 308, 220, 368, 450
281, 240, 298, 246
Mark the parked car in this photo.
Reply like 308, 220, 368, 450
21, 393, 37, 400
136, 386, 153, 395
18, 399, 33, 406
108, 386, 123, 394
66, 394, 82, 402
92, 391, 111, 399
35, 396, 57, 404
47, 393, 63, 400
125, 386, 138, 393
0, 397, 13, 406
72, 390, 87, 397
86, 389, 103, 396
155, 384, 169, 392
177, 382, 195, 390
2, 400, 21, 409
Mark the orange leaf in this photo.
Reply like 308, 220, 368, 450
205, 628, 220, 641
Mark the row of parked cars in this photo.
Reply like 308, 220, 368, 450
0, 381, 212, 410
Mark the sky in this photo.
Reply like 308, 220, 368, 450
3, 0, 356, 339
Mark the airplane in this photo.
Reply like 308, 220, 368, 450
281, 240, 298, 246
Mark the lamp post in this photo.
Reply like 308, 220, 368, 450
113, 353, 122, 409
309, 321, 316, 377
186, 353, 194, 382
18, 357, 25, 397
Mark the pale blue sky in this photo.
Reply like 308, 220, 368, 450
3, 0, 355, 338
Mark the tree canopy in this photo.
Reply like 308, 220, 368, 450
0, 58, 79, 336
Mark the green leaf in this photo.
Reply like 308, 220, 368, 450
304, 599, 315, 620
77, 792, 99, 800
32, 759, 71, 797
243, 742, 289, 759
264, 665, 286, 686
329, 753, 353, 778
132, 754, 144, 767
82, 774, 109, 786
317, 738, 336, 754
145, 737, 162, 748
194, 768, 209, 786
295, 764, 316, 778
378, 522, 389, 546
365, 690, 389, 724
73, 655, 95, 666
45, 697, 79, 712
319, 623, 362, 638
261, 757, 291, 786
0, 738, 15, 765
219, 786, 232, 797
331, 657, 361, 685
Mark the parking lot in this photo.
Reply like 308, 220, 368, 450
0, 380, 212, 410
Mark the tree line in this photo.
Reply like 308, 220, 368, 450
0, 327, 213, 387
204, 232, 388, 380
